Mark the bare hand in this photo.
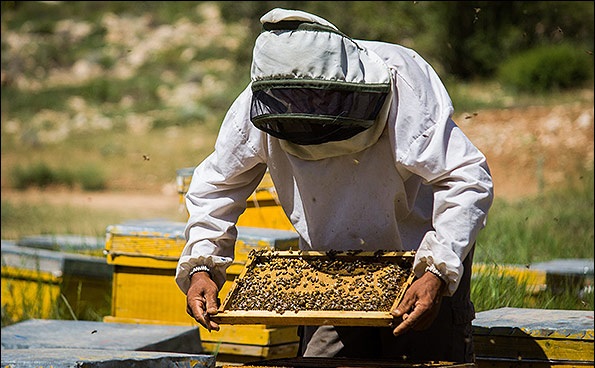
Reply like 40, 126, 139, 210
186, 271, 220, 332
390, 271, 445, 336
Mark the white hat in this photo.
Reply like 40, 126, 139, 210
252, 8, 391, 87
249, 8, 393, 159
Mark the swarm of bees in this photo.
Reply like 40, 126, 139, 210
227, 249, 413, 314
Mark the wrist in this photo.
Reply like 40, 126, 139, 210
188, 265, 211, 280
425, 263, 447, 285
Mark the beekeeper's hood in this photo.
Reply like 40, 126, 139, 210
250, 8, 393, 160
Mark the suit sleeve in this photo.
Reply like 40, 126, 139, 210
175, 86, 268, 293
388, 47, 494, 296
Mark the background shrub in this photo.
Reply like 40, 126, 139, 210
10, 162, 107, 191
11, 162, 57, 189
77, 165, 107, 191
497, 43, 594, 93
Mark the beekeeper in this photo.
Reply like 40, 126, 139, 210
175, 8, 493, 362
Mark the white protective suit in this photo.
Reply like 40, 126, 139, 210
175, 9, 494, 298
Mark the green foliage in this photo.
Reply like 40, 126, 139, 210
432, 1, 594, 78
1, 1, 206, 28
498, 43, 594, 93
1, 265, 112, 327
76, 165, 107, 191
10, 162, 107, 191
0, 280, 110, 327
11, 162, 55, 189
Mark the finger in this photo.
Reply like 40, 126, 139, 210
204, 293, 219, 315
195, 294, 219, 332
188, 299, 209, 329
392, 304, 425, 336
199, 304, 220, 332
392, 314, 412, 336
204, 312, 220, 332
203, 310, 212, 332
391, 293, 415, 318
186, 305, 194, 317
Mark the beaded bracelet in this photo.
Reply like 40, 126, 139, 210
188, 265, 211, 279
425, 263, 447, 284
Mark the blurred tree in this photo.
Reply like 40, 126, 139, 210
216, 1, 594, 81
2, 1, 592, 82
434, 1, 594, 78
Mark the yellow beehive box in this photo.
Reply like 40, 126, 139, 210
472, 263, 547, 294
103, 221, 301, 359
176, 167, 294, 231
15, 234, 106, 257
1, 242, 113, 323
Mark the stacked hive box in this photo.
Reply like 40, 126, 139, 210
1, 241, 113, 322
104, 169, 301, 361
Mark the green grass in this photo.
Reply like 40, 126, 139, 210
475, 169, 594, 265
471, 264, 593, 313
1, 201, 134, 240
470, 168, 594, 312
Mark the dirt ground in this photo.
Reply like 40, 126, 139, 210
3, 97, 593, 217
456, 97, 594, 200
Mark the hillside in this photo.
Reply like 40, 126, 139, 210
1, 2, 594, 221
